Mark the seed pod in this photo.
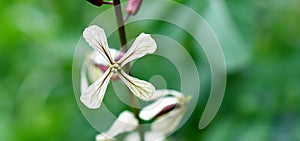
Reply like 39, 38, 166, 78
126, 0, 142, 15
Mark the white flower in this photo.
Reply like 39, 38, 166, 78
125, 131, 165, 141
95, 111, 138, 141
139, 89, 191, 135
80, 25, 157, 109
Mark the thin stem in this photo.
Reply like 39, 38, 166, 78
124, 13, 131, 23
113, 0, 128, 52
129, 93, 145, 141
113, 1, 145, 141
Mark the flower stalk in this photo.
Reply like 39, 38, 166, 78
113, 0, 128, 51
112, 1, 145, 140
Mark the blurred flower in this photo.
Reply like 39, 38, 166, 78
95, 111, 138, 141
139, 89, 191, 134
81, 25, 157, 109
125, 131, 165, 141
126, 0, 142, 15
96, 134, 115, 141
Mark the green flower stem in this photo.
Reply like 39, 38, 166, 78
113, 1, 145, 141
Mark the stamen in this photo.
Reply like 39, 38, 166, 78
110, 63, 121, 73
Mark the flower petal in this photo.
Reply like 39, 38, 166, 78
91, 49, 122, 65
95, 133, 115, 141
146, 89, 183, 101
80, 69, 113, 109
125, 131, 166, 141
86, 52, 104, 83
151, 108, 185, 135
117, 33, 157, 67
139, 97, 179, 121
118, 70, 155, 100
145, 131, 166, 141
124, 132, 139, 141
83, 25, 114, 64
105, 111, 138, 137
144, 89, 166, 101
81, 59, 89, 95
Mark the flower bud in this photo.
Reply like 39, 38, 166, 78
126, 0, 142, 15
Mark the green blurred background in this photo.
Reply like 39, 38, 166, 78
1, 0, 300, 140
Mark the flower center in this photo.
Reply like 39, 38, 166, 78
110, 63, 121, 73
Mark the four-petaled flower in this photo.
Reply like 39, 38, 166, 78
139, 89, 192, 135
81, 25, 157, 109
